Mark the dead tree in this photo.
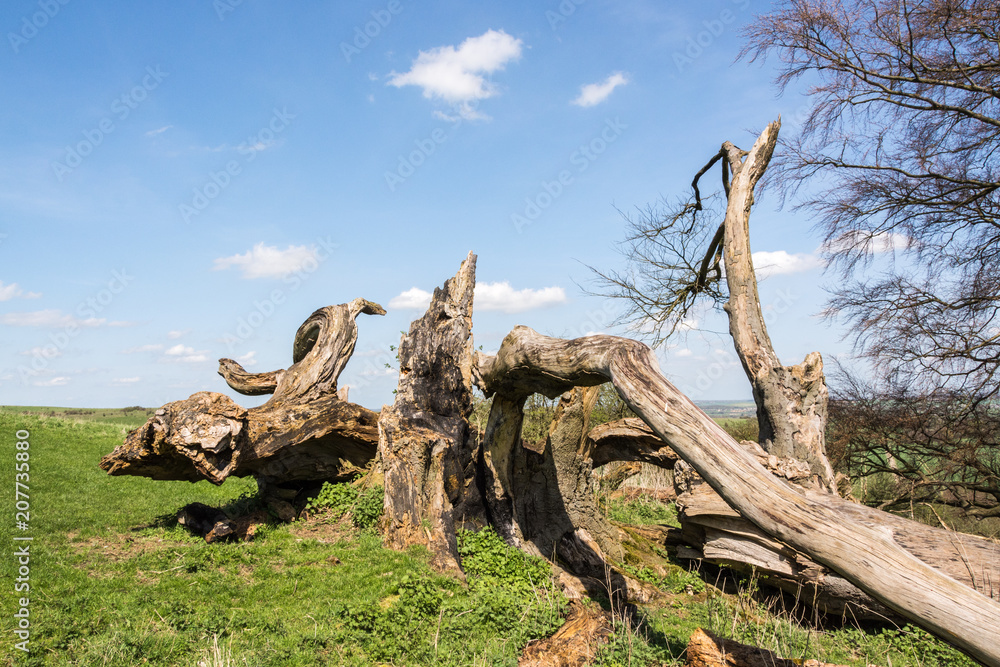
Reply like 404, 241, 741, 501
476, 325, 1000, 666
100, 298, 385, 492
101, 253, 1000, 664
594, 119, 835, 490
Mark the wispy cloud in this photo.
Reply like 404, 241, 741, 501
213, 242, 319, 279
751, 250, 824, 278
571, 72, 629, 107
145, 125, 173, 137
20, 346, 62, 358
475, 282, 566, 313
389, 287, 433, 310
0, 310, 105, 328
0, 281, 41, 301
112, 377, 141, 385
388, 29, 523, 121
164, 343, 209, 363
34, 376, 68, 387
123, 343, 164, 354
821, 231, 910, 255
388, 281, 567, 314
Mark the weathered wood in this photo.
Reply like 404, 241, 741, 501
518, 600, 613, 667
686, 628, 853, 667
589, 417, 678, 469
100, 299, 384, 485
476, 326, 1000, 666
378, 252, 480, 575
675, 439, 1000, 621
718, 120, 835, 491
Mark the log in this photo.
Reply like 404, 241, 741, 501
686, 628, 854, 667
100, 298, 384, 486
476, 326, 1000, 666
589, 417, 678, 469
518, 600, 613, 667
674, 440, 1000, 622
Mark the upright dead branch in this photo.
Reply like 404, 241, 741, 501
718, 120, 835, 489
378, 252, 481, 575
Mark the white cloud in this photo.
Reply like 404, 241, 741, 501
0, 281, 41, 301
123, 344, 164, 354
164, 344, 209, 363
751, 250, 824, 278
388, 29, 523, 120
178, 355, 209, 363
34, 376, 68, 387
112, 377, 141, 384
676, 348, 693, 357
236, 351, 257, 367
388, 282, 567, 314
571, 72, 629, 107
475, 282, 567, 313
389, 287, 434, 310
213, 242, 320, 279
145, 125, 172, 137
167, 330, 188, 339
20, 346, 61, 359
0, 310, 105, 328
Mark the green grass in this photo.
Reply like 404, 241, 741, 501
0, 408, 980, 667
0, 411, 563, 666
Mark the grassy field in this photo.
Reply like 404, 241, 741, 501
0, 408, 978, 666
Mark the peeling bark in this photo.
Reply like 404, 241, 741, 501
378, 252, 481, 575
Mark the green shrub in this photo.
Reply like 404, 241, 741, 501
305, 481, 384, 529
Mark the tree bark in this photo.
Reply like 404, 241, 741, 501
719, 120, 836, 491
476, 326, 1000, 667
378, 252, 482, 575
100, 298, 384, 486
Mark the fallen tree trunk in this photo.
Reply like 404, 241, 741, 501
476, 326, 1000, 666
674, 440, 1000, 622
100, 298, 384, 488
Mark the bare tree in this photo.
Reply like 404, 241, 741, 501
828, 367, 1000, 519
595, 121, 837, 489
741, 0, 1000, 401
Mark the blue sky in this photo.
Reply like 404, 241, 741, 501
0, 0, 856, 411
